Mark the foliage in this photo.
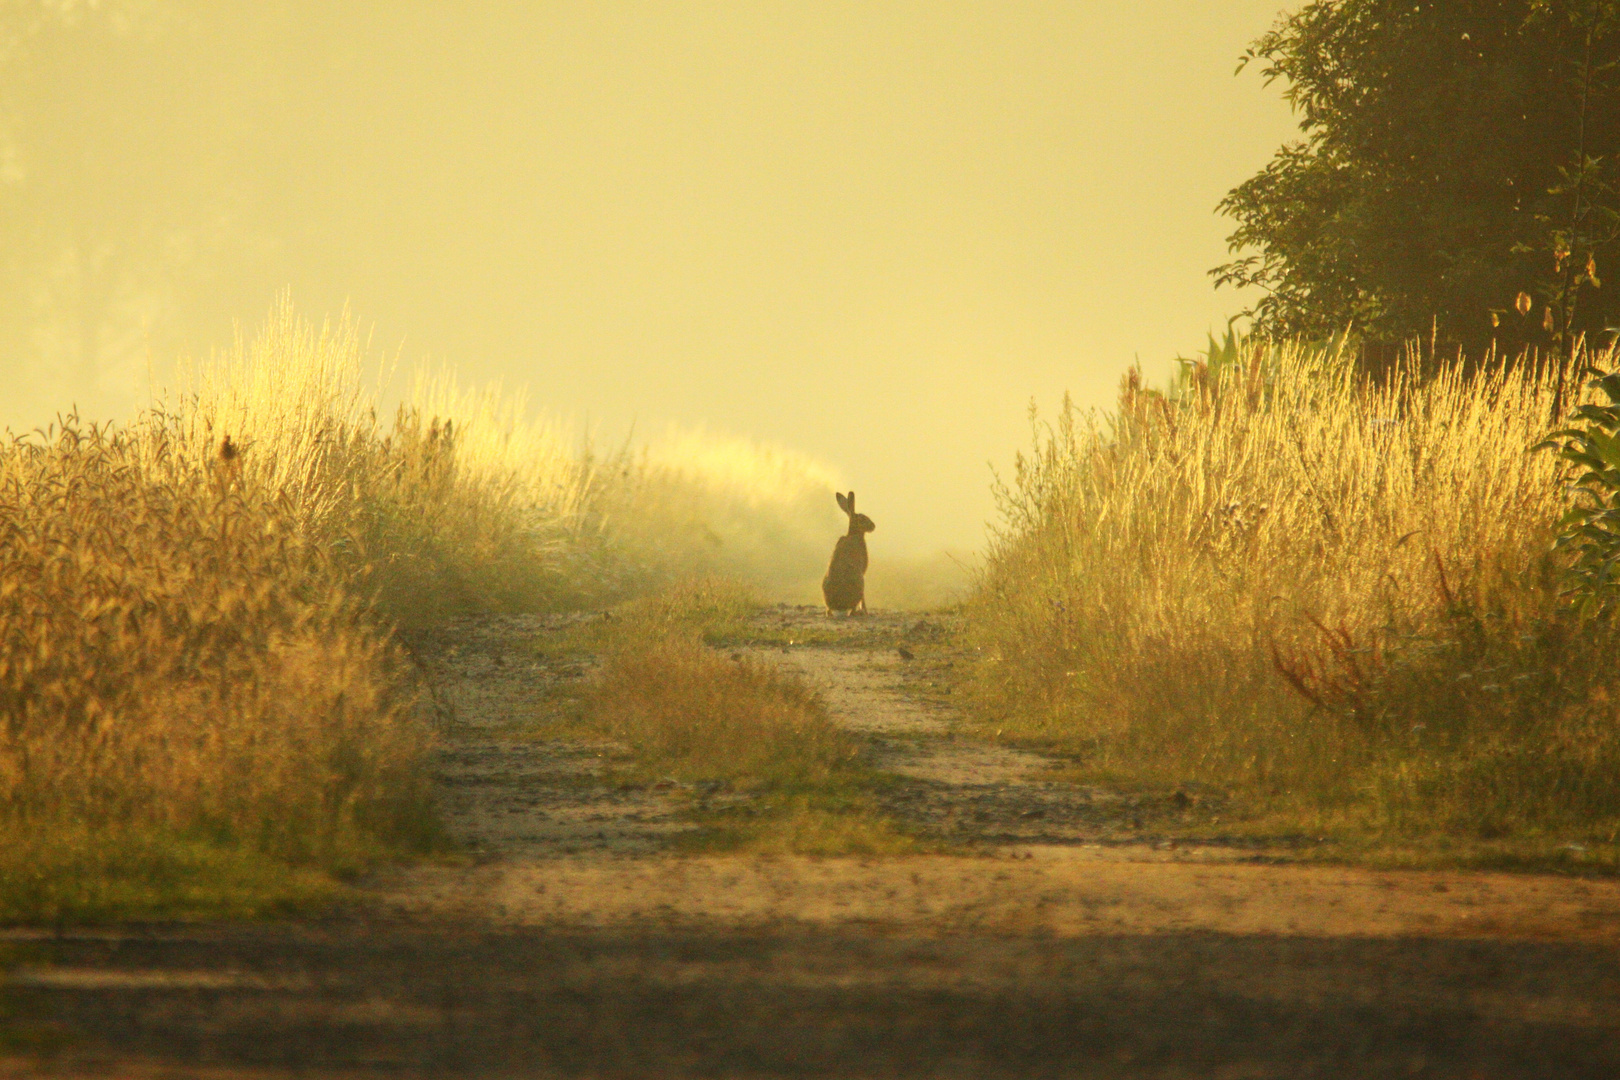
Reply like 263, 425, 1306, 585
964, 334, 1620, 847
1216, 0, 1620, 354
1538, 354, 1620, 613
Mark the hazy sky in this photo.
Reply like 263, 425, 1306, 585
2, 1, 1298, 553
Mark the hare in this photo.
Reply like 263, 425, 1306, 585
822, 491, 875, 615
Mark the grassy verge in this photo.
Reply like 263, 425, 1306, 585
576, 580, 913, 855
960, 337, 1620, 872
0, 413, 441, 923
1, 292, 882, 922
0, 299, 593, 923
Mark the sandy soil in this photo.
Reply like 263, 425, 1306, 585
6, 606, 1620, 1078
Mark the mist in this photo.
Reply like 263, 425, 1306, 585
0, 0, 1295, 555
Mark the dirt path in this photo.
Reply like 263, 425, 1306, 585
7, 607, 1620, 1078
407, 605, 1166, 858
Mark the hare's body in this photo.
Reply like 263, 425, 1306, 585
822, 533, 868, 612
822, 491, 875, 615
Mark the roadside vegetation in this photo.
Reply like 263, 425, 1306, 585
16, 306, 1620, 924
0, 301, 859, 923
961, 334, 1620, 869
0, 410, 436, 922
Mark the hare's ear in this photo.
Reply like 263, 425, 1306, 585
836, 491, 853, 514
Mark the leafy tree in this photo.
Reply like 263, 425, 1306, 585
1215, 0, 1620, 357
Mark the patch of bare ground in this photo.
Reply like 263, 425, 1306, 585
396, 612, 703, 857
7, 606, 1620, 1078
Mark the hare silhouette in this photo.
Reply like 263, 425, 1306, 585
822, 491, 875, 615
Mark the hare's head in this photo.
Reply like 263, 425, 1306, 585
835, 491, 875, 534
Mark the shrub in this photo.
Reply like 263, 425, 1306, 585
1539, 364, 1620, 616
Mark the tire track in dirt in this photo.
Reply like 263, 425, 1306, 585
386, 607, 1620, 948
741, 606, 1171, 848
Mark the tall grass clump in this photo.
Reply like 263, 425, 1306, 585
966, 336, 1620, 846
0, 298, 611, 919
588, 636, 858, 791
583, 579, 857, 789
0, 416, 434, 920
170, 300, 603, 623
183, 300, 855, 611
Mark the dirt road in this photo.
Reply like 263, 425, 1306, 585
6, 607, 1620, 1078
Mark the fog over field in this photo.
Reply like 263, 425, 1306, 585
1, 1, 1293, 555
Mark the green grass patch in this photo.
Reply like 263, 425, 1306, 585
0, 825, 354, 925
683, 795, 917, 856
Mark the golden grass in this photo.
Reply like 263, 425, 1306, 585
584, 603, 858, 791
964, 339, 1620, 856
167, 298, 605, 623
0, 416, 435, 921
580, 580, 910, 854
589, 634, 856, 786
598, 427, 848, 603
0, 297, 894, 919
0, 299, 609, 921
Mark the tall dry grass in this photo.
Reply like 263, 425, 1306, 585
0, 300, 603, 919
168, 301, 604, 622
174, 299, 860, 612
966, 339, 1620, 845
0, 298, 878, 917
599, 427, 847, 603
0, 414, 435, 919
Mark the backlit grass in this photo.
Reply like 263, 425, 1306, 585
0, 296, 884, 922
962, 337, 1620, 867
0, 415, 437, 922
